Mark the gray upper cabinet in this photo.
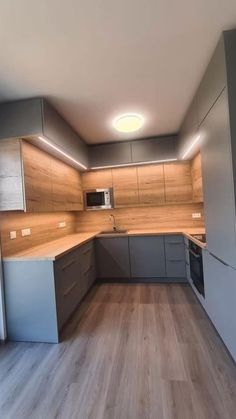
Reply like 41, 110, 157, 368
89, 142, 132, 168
131, 136, 176, 163
0, 98, 88, 170
200, 89, 236, 267
177, 97, 198, 159
197, 37, 227, 125
129, 236, 166, 278
88, 136, 177, 169
95, 237, 130, 279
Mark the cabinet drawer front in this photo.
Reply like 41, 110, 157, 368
80, 241, 94, 273
55, 247, 80, 271
166, 260, 186, 278
165, 235, 185, 261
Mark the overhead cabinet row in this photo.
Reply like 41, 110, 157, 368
82, 160, 199, 207
0, 139, 83, 212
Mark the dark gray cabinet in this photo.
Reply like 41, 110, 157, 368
95, 237, 130, 279
89, 142, 132, 168
88, 136, 177, 168
3, 240, 96, 343
164, 235, 186, 279
197, 37, 226, 125
0, 98, 88, 170
200, 89, 236, 267
129, 236, 166, 278
131, 136, 176, 163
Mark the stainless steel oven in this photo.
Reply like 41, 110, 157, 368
188, 240, 205, 297
84, 188, 114, 210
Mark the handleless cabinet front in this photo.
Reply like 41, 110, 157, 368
95, 237, 130, 279
129, 236, 166, 278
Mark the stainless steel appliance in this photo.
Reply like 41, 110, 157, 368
188, 239, 205, 297
84, 188, 114, 210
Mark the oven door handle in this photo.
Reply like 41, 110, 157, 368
187, 247, 201, 259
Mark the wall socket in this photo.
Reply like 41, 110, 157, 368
21, 228, 31, 237
58, 221, 66, 228
9, 231, 17, 240
192, 212, 201, 219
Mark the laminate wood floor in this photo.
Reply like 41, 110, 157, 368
0, 284, 236, 419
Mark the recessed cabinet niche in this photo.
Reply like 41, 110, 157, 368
0, 138, 83, 212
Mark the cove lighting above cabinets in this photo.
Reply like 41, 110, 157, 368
38, 136, 87, 170
90, 158, 177, 170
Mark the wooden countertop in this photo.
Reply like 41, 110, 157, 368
3, 227, 206, 262
3, 232, 100, 262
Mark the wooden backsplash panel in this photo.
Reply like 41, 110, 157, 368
76, 203, 205, 232
0, 212, 76, 256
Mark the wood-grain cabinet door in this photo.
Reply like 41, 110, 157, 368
137, 164, 165, 205
164, 162, 193, 203
191, 153, 203, 202
51, 158, 83, 211
82, 169, 113, 190
22, 141, 53, 212
112, 167, 139, 207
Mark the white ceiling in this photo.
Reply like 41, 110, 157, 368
0, 1, 236, 144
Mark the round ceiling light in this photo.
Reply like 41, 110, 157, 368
113, 113, 144, 133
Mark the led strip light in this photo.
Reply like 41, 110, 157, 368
38, 136, 87, 170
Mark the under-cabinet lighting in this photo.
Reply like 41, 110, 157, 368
91, 158, 178, 170
38, 136, 87, 170
182, 135, 201, 160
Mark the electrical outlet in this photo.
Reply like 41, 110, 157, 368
9, 231, 17, 240
21, 228, 31, 237
59, 221, 66, 228
192, 212, 201, 219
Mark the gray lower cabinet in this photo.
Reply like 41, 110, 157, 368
129, 236, 166, 278
164, 235, 186, 280
3, 240, 96, 343
95, 237, 130, 279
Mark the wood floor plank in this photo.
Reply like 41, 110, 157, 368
0, 284, 236, 419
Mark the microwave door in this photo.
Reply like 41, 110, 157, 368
87, 192, 105, 208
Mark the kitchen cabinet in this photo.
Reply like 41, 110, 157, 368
0, 98, 89, 169
51, 157, 83, 211
89, 142, 132, 168
137, 164, 165, 205
164, 235, 186, 279
203, 251, 236, 362
131, 136, 176, 163
201, 89, 236, 267
95, 237, 130, 279
112, 167, 139, 207
129, 236, 166, 278
3, 240, 96, 343
197, 37, 226, 125
0, 139, 83, 212
191, 152, 203, 202
164, 162, 193, 203
82, 169, 113, 190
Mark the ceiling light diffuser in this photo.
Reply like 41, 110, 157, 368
113, 113, 144, 133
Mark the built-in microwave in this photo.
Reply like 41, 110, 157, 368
84, 188, 114, 210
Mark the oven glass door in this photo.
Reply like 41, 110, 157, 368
189, 250, 205, 297
86, 192, 105, 207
